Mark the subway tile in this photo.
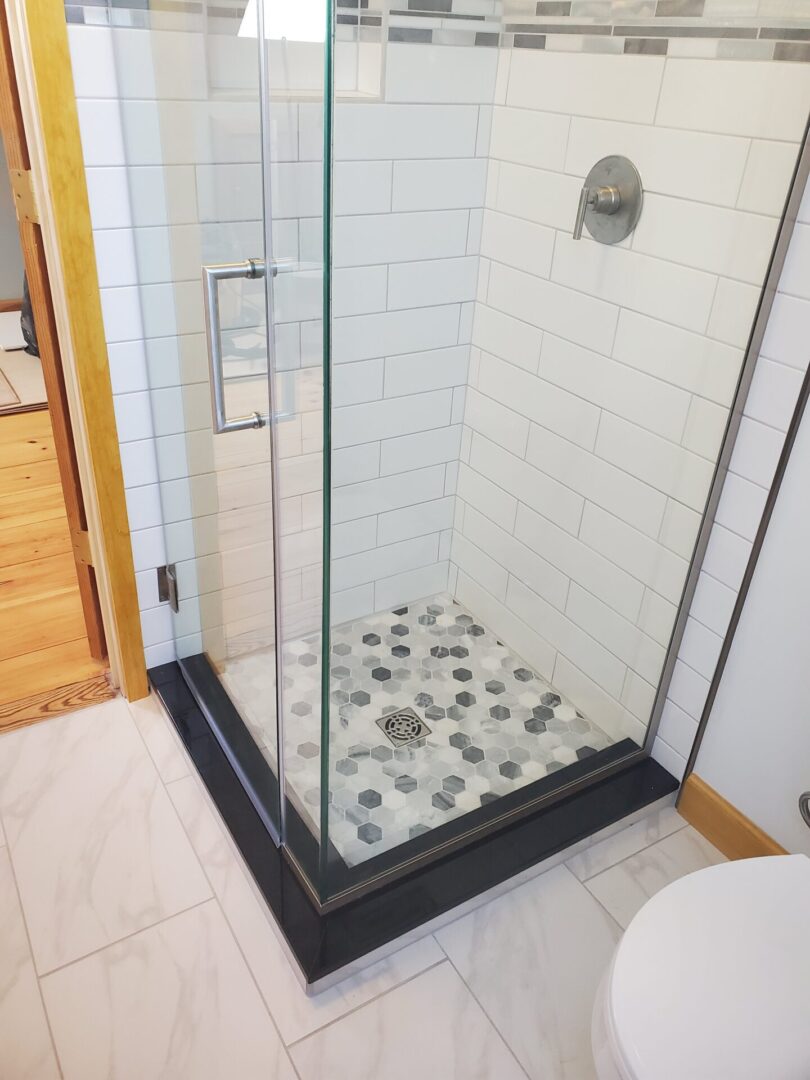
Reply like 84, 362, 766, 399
378, 496, 455, 546
680, 396, 729, 462
334, 210, 469, 268
636, 587, 678, 648
488, 262, 619, 354
334, 103, 479, 160
379, 426, 463, 475
612, 309, 743, 406
553, 235, 717, 334
515, 503, 645, 622
551, 654, 638, 744
333, 266, 389, 319
333, 391, 453, 449
387, 256, 479, 310
596, 412, 715, 512
76, 99, 127, 166
333, 305, 461, 364
632, 193, 779, 287
332, 465, 446, 524
658, 499, 701, 561
566, 116, 749, 207
526, 422, 667, 537
706, 276, 761, 349
714, 471, 767, 544
332, 443, 380, 488
677, 616, 723, 682
472, 303, 543, 374
451, 532, 509, 600
541, 333, 690, 443
760, 292, 810, 371
480, 210, 555, 278
667, 658, 711, 722
700, 522, 752, 592
656, 700, 699, 761
507, 49, 665, 124
580, 502, 689, 604
479, 351, 601, 450
566, 583, 666, 686
493, 161, 583, 232
335, 161, 393, 215
778, 223, 810, 302
688, 570, 736, 638
470, 434, 585, 536
620, 669, 656, 724
332, 535, 438, 593
455, 570, 557, 681
463, 386, 530, 457
391, 158, 487, 213
656, 58, 810, 140
375, 561, 450, 612
85, 168, 132, 231
737, 139, 801, 217
463, 505, 570, 611
385, 42, 498, 104
728, 415, 784, 489
745, 356, 804, 432
332, 359, 385, 408
489, 106, 571, 171
651, 736, 688, 782
457, 461, 518, 531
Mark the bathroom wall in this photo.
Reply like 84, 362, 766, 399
651, 174, 810, 782
451, 25, 810, 744
687, 323, 810, 856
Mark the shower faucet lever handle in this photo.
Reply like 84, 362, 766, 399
572, 183, 621, 240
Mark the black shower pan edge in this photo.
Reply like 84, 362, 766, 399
150, 660, 678, 987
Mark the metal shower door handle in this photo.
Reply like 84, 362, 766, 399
203, 259, 268, 434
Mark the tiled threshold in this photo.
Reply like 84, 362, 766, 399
151, 660, 678, 987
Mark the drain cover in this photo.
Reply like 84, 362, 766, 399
376, 707, 431, 747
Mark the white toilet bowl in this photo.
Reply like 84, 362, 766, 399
592, 853, 810, 1080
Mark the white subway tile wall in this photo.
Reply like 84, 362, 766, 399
67, 19, 810, 775
456, 45, 810, 749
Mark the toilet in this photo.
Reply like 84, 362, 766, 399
592, 853, 810, 1080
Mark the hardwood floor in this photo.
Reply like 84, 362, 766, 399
0, 409, 112, 729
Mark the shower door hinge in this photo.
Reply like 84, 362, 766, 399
9, 169, 39, 224
157, 564, 179, 613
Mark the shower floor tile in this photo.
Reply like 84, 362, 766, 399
221, 594, 613, 868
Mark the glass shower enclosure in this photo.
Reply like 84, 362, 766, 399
93, 0, 810, 909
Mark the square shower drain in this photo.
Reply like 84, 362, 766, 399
375, 707, 431, 747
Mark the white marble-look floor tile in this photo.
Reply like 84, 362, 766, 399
128, 693, 190, 784
41, 899, 296, 1080
0, 847, 60, 1079
565, 806, 687, 882
0, 698, 211, 973
436, 863, 621, 1080
167, 773, 446, 1044
291, 961, 526, 1080
584, 825, 726, 929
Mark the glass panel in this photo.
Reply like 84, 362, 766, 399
255, 0, 330, 891
315, 0, 810, 897
105, 0, 282, 832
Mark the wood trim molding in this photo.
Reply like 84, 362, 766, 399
0, 298, 22, 312
5, 0, 148, 699
678, 774, 787, 861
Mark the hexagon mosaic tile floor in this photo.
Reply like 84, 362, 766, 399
221, 593, 613, 868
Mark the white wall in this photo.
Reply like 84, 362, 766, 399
453, 45, 810, 746
690, 373, 810, 857
0, 141, 24, 301
651, 178, 810, 782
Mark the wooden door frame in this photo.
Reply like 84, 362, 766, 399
0, 0, 148, 700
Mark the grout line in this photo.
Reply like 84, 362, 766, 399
3, 847, 66, 1079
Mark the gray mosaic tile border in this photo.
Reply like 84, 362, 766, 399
64, 0, 810, 60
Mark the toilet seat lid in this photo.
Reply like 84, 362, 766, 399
608, 854, 810, 1080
